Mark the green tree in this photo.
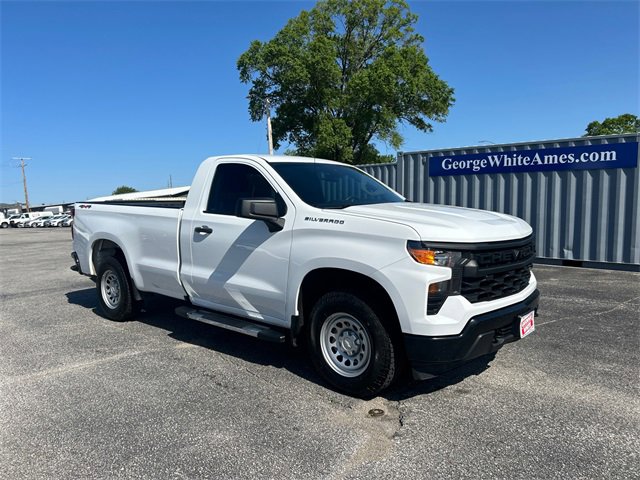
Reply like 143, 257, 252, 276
237, 0, 454, 164
584, 114, 639, 136
112, 185, 138, 195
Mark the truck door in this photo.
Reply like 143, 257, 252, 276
179, 161, 294, 326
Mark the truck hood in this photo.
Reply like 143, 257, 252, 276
341, 202, 532, 243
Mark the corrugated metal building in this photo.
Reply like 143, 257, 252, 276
361, 133, 639, 269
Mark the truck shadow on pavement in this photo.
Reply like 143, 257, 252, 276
386, 354, 496, 401
66, 288, 321, 387
66, 287, 101, 309
66, 288, 497, 401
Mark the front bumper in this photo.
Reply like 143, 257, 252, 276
404, 289, 539, 379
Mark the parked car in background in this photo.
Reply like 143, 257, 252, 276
24, 218, 42, 228
31, 216, 54, 228
47, 215, 71, 227
61, 216, 73, 227
41, 214, 67, 227
2, 214, 21, 228
13, 212, 53, 227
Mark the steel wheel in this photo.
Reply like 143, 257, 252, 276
320, 312, 371, 378
100, 269, 121, 309
308, 292, 400, 397
96, 256, 135, 321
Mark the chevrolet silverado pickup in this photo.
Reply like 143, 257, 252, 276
72, 155, 539, 397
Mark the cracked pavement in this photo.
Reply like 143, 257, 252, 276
1, 228, 638, 479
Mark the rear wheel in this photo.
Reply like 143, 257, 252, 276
96, 256, 134, 321
308, 292, 399, 398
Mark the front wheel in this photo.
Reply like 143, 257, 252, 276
96, 256, 134, 321
308, 292, 400, 398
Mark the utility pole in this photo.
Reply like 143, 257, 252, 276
168, 175, 173, 188
265, 98, 273, 155
12, 157, 32, 212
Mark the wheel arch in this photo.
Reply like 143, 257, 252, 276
295, 267, 402, 342
92, 238, 123, 272
91, 237, 142, 301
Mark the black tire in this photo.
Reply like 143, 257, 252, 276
308, 292, 399, 398
96, 255, 135, 321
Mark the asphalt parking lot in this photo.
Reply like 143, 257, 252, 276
0, 228, 638, 479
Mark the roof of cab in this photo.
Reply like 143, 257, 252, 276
206, 154, 342, 165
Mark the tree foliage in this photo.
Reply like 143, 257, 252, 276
237, 0, 454, 164
584, 114, 639, 136
112, 185, 138, 195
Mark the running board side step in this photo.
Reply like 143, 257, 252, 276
175, 306, 286, 343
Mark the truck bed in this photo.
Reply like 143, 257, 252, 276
74, 201, 186, 300
89, 197, 187, 209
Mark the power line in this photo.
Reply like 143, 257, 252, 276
12, 157, 31, 212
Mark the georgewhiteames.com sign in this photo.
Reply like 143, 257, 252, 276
428, 142, 639, 177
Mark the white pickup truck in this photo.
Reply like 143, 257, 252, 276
9, 211, 52, 227
72, 155, 539, 397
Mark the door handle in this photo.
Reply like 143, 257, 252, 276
195, 225, 213, 234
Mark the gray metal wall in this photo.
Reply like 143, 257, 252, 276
361, 134, 640, 266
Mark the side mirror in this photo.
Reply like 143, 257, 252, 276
239, 198, 285, 232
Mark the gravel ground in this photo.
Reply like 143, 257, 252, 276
1, 228, 638, 479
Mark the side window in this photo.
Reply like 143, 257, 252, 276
205, 163, 280, 216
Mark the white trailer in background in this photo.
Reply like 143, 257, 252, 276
44, 205, 64, 215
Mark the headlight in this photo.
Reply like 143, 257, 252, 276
407, 241, 466, 315
406, 241, 461, 267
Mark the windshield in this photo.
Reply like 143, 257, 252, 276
271, 162, 403, 209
